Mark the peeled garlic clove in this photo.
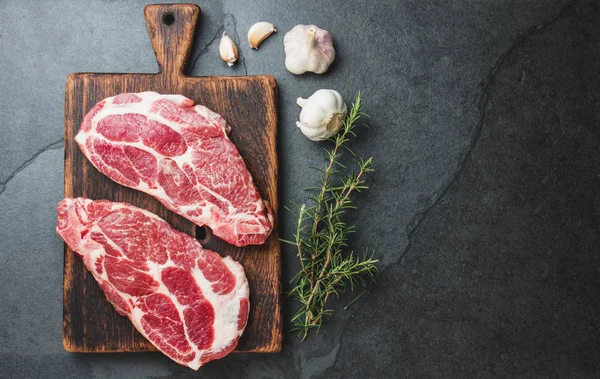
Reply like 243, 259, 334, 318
284, 24, 335, 75
248, 22, 276, 49
219, 32, 238, 66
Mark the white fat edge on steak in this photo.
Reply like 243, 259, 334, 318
75, 92, 265, 226
78, 200, 248, 368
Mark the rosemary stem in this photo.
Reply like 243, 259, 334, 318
295, 205, 306, 271
304, 232, 336, 324
312, 274, 344, 324
287, 93, 377, 339
309, 135, 345, 290
304, 104, 364, 328
339, 159, 371, 203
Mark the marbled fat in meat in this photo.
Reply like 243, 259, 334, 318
75, 92, 273, 246
56, 198, 249, 370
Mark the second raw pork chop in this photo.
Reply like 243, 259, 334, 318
75, 92, 273, 246
56, 198, 249, 369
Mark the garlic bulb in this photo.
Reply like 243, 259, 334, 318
296, 89, 347, 141
248, 22, 276, 49
284, 25, 335, 75
219, 32, 238, 66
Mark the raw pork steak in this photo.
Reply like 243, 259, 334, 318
56, 198, 249, 370
75, 92, 273, 246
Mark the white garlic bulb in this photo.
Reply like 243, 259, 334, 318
296, 89, 347, 141
219, 32, 238, 66
284, 25, 335, 75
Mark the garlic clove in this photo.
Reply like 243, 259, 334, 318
296, 121, 327, 141
248, 22, 276, 49
299, 105, 328, 129
219, 32, 238, 66
296, 97, 307, 107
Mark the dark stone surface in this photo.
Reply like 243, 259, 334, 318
0, 0, 598, 378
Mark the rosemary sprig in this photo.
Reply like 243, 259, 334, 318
283, 93, 378, 340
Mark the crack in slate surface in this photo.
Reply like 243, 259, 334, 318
323, 3, 577, 375
241, 56, 248, 77
190, 25, 225, 72
225, 13, 248, 76
0, 139, 64, 196
386, 1, 574, 274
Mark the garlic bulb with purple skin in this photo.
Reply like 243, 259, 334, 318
284, 25, 335, 75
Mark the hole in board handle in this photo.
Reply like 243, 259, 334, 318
196, 226, 209, 244
162, 13, 175, 26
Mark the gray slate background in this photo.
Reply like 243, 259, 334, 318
1, 0, 599, 378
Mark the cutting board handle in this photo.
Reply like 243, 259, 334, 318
144, 4, 200, 79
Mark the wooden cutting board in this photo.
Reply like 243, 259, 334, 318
63, 4, 281, 354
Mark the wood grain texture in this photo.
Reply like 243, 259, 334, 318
63, 4, 281, 354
